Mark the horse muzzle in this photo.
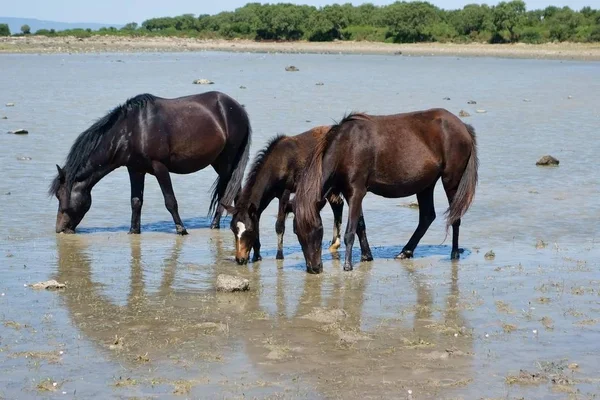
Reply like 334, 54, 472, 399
306, 262, 323, 274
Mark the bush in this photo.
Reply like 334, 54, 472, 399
520, 26, 545, 43
21, 24, 31, 35
341, 25, 388, 42
0, 23, 11, 36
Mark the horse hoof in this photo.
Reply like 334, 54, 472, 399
210, 224, 220, 230
361, 254, 373, 262
343, 263, 353, 271
275, 252, 284, 260
451, 251, 461, 260
252, 255, 262, 262
177, 227, 188, 235
396, 250, 413, 259
128, 230, 140, 235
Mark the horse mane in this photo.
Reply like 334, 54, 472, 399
236, 134, 287, 209
49, 93, 156, 196
295, 112, 370, 232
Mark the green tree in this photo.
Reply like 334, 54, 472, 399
492, 0, 526, 42
380, 1, 442, 43
121, 22, 138, 31
546, 7, 583, 41
0, 23, 10, 36
452, 4, 494, 39
21, 24, 31, 34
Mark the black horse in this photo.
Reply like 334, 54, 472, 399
49, 91, 251, 234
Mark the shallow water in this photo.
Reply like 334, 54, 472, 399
1, 51, 599, 399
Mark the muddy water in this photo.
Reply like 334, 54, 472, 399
1, 52, 599, 399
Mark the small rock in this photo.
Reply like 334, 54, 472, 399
476, 109, 487, 113
315, 82, 324, 86
6, 103, 15, 107
523, 99, 532, 102
467, 100, 477, 104
193, 79, 214, 85
459, 110, 470, 117
568, 363, 579, 370
536, 239, 547, 249
398, 201, 419, 209
484, 250, 495, 260
4, 192, 10, 195
29, 280, 66, 290
16, 156, 32, 161
285, 65, 299, 72
8, 129, 28, 134
567, 95, 573, 99
239, 85, 246, 89
536, 155, 559, 166
216, 274, 249, 292
109, 336, 124, 350
393, 51, 402, 55
1, 116, 7, 119
443, 97, 451, 100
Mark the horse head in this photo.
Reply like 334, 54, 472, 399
51, 165, 92, 233
224, 202, 258, 265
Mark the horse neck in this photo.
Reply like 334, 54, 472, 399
241, 167, 278, 214
76, 121, 129, 192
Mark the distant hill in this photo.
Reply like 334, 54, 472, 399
0, 17, 123, 34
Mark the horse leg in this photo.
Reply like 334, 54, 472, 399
276, 190, 291, 260
128, 167, 145, 234
252, 220, 262, 262
328, 194, 343, 251
343, 189, 366, 271
151, 161, 187, 235
396, 185, 436, 259
210, 152, 243, 229
357, 213, 373, 262
443, 183, 462, 260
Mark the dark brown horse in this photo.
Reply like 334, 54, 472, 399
49, 91, 251, 234
224, 126, 373, 265
294, 109, 478, 274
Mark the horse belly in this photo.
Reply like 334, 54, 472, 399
166, 157, 214, 174
368, 182, 421, 198
367, 165, 440, 198
165, 135, 226, 174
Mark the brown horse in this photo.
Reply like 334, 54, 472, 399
49, 91, 251, 234
294, 109, 478, 274
223, 126, 373, 265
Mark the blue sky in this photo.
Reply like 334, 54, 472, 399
1, 0, 595, 24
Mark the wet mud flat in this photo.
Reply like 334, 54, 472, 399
1, 233, 599, 399
1, 51, 600, 398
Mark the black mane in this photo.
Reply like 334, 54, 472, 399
236, 134, 287, 208
49, 93, 156, 196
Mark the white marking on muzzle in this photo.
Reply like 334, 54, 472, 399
236, 222, 246, 239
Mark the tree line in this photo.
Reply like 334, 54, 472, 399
2, 1, 599, 44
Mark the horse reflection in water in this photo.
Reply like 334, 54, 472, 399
55, 236, 473, 398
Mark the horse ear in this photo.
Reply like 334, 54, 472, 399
56, 165, 65, 183
221, 202, 236, 215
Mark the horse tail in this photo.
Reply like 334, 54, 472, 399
445, 123, 479, 230
295, 113, 369, 232
208, 107, 252, 218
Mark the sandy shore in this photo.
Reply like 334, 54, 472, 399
1, 35, 600, 60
